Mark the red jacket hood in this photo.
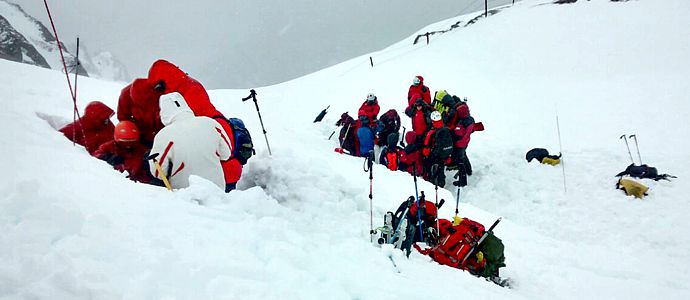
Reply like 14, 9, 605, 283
83, 101, 114, 128
148, 59, 187, 91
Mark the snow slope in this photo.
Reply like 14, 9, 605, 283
2, 0, 690, 298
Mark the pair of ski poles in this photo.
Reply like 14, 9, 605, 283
620, 134, 643, 165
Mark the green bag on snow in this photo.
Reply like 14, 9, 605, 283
477, 232, 506, 278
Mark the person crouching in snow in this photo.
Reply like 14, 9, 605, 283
59, 101, 115, 155
94, 121, 162, 185
117, 78, 164, 147
357, 93, 380, 156
400, 131, 424, 176
379, 132, 404, 171
147, 59, 242, 192
149, 92, 231, 190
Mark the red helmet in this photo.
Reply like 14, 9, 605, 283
114, 121, 140, 143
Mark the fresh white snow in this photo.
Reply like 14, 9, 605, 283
1, 0, 690, 298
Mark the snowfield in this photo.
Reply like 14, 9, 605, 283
2, 0, 690, 299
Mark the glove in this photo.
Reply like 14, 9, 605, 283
452, 216, 463, 226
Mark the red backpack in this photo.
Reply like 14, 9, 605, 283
385, 151, 399, 171
416, 218, 485, 271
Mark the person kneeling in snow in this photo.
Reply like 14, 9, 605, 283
94, 121, 162, 185
59, 101, 115, 155
379, 132, 404, 171
149, 92, 231, 190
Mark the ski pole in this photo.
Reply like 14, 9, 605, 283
556, 112, 567, 193
629, 134, 642, 164
327, 130, 336, 140
453, 170, 462, 225
413, 165, 423, 243
434, 165, 440, 241
365, 150, 375, 242
242, 89, 272, 156
620, 134, 634, 164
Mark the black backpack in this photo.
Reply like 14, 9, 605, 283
227, 118, 255, 165
430, 127, 453, 160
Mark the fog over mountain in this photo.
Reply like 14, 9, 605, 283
13, 0, 513, 88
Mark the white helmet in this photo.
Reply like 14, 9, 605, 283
413, 76, 421, 86
430, 111, 442, 122
366, 93, 376, 102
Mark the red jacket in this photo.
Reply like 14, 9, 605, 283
59, 101, 114, 155
94, 140, 154, 183
117, 78, 164, 145
454, 123, 475, 149
400, 131, 424, 175
407, 76, 431, 106
147, 60, 221, 118
411, 108, 429, 135
212, 117, 243, 184
358, 100, 380, 127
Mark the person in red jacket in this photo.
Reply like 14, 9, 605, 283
117, 78, 164, 146
94, 121, 161, 185
407, 75, 431, 107
453, 104, 475, 179
399, 131, 424, 176
405, 98, 432, 136
59, 101, 115, 155
148, 59, 221, 118
147, 59, 242, 192
358, 92, 380, 128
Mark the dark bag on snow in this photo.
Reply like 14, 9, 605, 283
227, 118, 255, 165
615, 163, 676, 181
477, 232, 506, 278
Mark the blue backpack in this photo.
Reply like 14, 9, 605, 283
226, 118, 255, 165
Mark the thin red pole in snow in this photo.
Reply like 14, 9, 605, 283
43, 0, 87, 151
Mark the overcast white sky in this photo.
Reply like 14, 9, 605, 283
14, 0, 513, 88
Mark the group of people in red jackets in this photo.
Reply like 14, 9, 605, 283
340, 75, 481, 188
59, 60, 242, 192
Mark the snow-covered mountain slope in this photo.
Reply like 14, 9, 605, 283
0, 0, 129, 82
2, 0, 690, 298
0, 0, 87, 76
